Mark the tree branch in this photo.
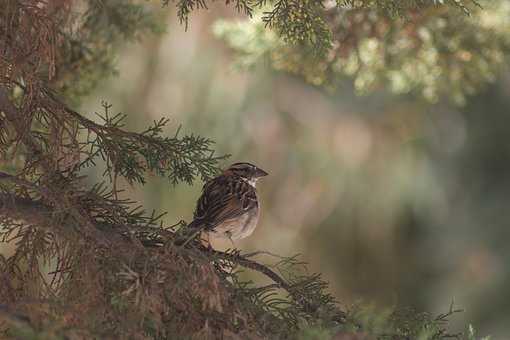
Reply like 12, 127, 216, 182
0, 193, 52, 226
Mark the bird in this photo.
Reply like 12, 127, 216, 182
182, 162, 268, 247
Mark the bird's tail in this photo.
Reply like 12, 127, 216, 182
173, 219, 206, 246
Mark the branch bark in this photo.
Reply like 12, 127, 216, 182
0, 193, 52, 227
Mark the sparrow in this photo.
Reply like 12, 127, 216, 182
184, 162, 268, 245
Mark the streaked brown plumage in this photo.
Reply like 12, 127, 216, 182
187, 162, 268, 242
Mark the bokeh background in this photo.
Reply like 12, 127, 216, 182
80, 5, 510, 339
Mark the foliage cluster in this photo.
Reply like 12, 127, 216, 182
170, 0, 478, 55
0, 0, 492, 339
215, 0, 510, 105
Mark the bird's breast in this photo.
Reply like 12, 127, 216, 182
210, 206, 260, 240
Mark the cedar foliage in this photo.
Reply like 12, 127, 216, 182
0, 0, 487, 339
215, 0, 510, 105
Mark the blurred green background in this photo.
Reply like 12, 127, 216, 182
80, 5, 509, 339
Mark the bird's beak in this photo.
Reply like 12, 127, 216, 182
255, 168, 268, 178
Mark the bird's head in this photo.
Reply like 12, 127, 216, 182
224, 162, 268, 186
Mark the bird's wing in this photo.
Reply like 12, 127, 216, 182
192, 175, 257, 230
